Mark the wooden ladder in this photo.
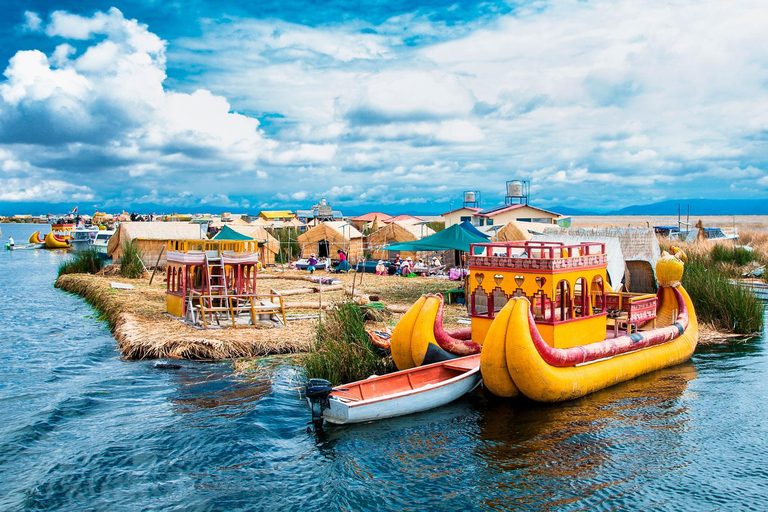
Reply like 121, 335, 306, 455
201, 251, 235, 328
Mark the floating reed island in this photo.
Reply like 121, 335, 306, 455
55, 267, 465, 360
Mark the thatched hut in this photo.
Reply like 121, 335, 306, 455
214, 224, 280, 265
493, 221, 533, 242
296, 221, 364, 260
107, 222, 205, 266
367, 221, 435, 260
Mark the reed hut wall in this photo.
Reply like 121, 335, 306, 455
296, 222, 364, 260
107, 222, 205, 267
367, 222, 435, 260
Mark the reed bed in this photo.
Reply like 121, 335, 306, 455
55, 274, 314, 359
58, 249, 105, 277
300, 301, 396, 385
682, 260, 764, 334
120, 240, 145, 278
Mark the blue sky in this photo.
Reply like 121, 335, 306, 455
1, 0, 767, 214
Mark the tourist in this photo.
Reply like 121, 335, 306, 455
8, 236, 14, 248
307, 253, 318, 274
375, 260, 387, 275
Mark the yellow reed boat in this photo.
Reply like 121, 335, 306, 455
391, 241, 697, 402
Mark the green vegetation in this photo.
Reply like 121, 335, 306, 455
120, 240, 145, 278
682, 259, 764, 334
57, 249, 105, 277
271, 227, 300, 263
710, 244, 756, 266
301, 301, 396, 385
427, 221, 445, 233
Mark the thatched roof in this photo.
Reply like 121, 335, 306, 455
368, 221, 435, 247
107, 222, 204, 255
493, 221, 533, 242
298, 221, 363, 244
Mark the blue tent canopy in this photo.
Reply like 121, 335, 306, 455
459, 220, 490, 239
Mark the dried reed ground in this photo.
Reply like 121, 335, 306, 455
55, 268, 466, 360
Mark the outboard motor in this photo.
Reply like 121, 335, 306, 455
305, 379, 333, 429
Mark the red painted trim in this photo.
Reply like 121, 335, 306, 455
433, 294, 481, 355
528, 287, 689, 367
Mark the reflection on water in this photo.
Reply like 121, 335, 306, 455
1, 223, 767, 510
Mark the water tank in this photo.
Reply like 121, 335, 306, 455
464, 191, 476, 203
507, 180, 523, 197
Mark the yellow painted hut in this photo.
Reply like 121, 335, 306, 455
297, 221, 364, 260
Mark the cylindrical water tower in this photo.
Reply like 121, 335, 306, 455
505, 180, 530, 205
463, 190, 481, 208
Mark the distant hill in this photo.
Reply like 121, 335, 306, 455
609, 199, 768, 216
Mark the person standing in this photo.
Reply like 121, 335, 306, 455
8, 236, 14, 248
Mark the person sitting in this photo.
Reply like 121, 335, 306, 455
400, 257, 413, 276
375, 260, 387, 275
393, 254, 403, 275
337, 249, 351, 273
307, 253, 318, 274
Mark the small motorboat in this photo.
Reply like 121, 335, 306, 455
92, 229, 115, 258
306, 354, 481, 427
6, 243, 44, 251
69, 226, 100, 252
730, 279, 768, 300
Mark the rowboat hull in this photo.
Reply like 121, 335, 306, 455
320, 355, 481, 425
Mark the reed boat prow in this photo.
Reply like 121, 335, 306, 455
390, 241, 699, 403
306, 354, 481, 426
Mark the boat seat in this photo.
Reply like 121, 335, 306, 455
443, 360, 478, 372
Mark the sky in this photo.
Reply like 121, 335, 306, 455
1, 0, 767, 215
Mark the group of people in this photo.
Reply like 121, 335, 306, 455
375, 253, 442, 276
306, 250, 350, 274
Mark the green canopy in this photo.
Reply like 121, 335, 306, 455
212, 225, 254, 241
383, 223, 489, 253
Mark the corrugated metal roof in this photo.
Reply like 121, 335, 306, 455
258, 210, 295, 219
350, 212, 393, 222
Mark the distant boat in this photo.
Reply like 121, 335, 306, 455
654, 225, 738, 242
69, 226, 100, 252
93, 230, 115, 258
306, 354, 481, 426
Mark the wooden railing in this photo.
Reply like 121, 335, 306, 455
167, 239, 261, 253
189, 289, 286, 329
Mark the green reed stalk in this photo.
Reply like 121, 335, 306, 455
57, 248, 105, 277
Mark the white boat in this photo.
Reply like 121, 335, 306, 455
730, 280, 768, 300
69, 226, 100, 252
93, 229, 115, 258
306, 354, 481, 426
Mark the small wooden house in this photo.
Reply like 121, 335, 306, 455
296, 221, 364, 260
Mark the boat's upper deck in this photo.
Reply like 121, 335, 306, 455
468, 241, 607, 273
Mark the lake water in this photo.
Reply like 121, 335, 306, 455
2, 222, 767, 511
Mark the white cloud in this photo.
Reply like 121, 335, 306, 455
23, 11, 42, 32
0, 178, 94, 202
